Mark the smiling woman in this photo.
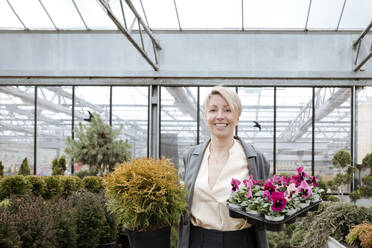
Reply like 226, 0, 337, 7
178, 86, 271, 248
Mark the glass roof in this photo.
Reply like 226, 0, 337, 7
0, 0, 371, 31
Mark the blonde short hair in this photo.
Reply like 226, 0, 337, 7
203, 86, 242, 118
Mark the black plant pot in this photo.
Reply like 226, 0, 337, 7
118, 232, 130, 248
127, 226, 171, 248
98, 241, 117, 248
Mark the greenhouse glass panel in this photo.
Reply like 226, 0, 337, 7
314, 87, 351, 193
112, 86, 148, 159
74, 0, 116, 29
37, 87, 72, 176
41, 0, 86, 29
276, 87, 312, 175
356, 86, 372, 185
8, 0, 54, 29
244, 0, 309, 29
238, 87, 274, 174
108, 0, 136, 29
0, 0, 23, 29
161, 87, 197, 167
339, 0, 372, 30
306, 0, 344, 30
176, 0, 241, 29
74, 86, 110, 173
0, 86, 34, 175
141, 0, 179, 29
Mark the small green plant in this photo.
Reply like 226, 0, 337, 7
25, 175, 47, 197
346, 222, 372, 248
0, 175, 31, 200
52, 155, 67, 176
330, 150, 353, 200
18, 158, 30, 176
359, 176, 372, 198
82, 176, 104, 193
0, 206, 22, 248
42, 176, 62, 199
0, 161, 4, 177
362, 153, 372, 176
75, 170, 97, 179
60, 176, 83, 196
71, 191, 105, 248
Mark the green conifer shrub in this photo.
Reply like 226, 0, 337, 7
18, 158, 30, 176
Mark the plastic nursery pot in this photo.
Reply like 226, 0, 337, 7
309, 204, 319, 211
264, 215, 285, 222
245, 209, 261, 216
127, 226, 171, 248
298, 211, 308, 217
299, 202, 310, 209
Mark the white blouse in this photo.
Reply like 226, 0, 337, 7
190, 139, 252, 231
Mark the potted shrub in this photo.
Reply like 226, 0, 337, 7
18, 158, 31, 176
346, 222, 372, 248
97, 192, 119, 248
0, 160, 4, 177
52, 155, 67, 176
104, 157, 188, 248
0, 175, 31, 200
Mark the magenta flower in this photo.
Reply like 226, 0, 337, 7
255, 179, 263, 186
307, 176, 319, 187
264, 181, 276, 193
263, 190, 272, 202
296, 166, 307, 181
285, 183, 298, 200
271, 191, 287, 212
298, 180, 312, 199
231, 178, 241, 192
245, 189, 253, 199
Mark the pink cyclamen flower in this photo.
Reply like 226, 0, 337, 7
255, 180, 263, 186
245, 189, 253, 199
298, 180, 312, 199
243, 175, 255, 188
271, 191, 287, 212
263, 190, 272, 202
231, 178, 241, 192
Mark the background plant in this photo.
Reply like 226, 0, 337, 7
18, 157, 30, 176
65, 113, 131, 176
25, 175, 47, 197
104, 157, 188, 232
0, 161, 4, 177
362, 153, 372, 176
0, 175, 31, 200
328, 150, 353, 200
82, 176, 104, 193
52, 155, 67, 176
346, 222, 372, 248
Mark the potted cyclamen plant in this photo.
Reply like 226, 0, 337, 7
228, 166, 323, 224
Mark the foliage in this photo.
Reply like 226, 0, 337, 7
96, 192, 119, 244
323, 195, 340, 202
42, 176, 62, 199
18, 157, 31, 176
8, 194, 56, 248
104, 157, 188, 232
0, 205, 22, 248
332, 150, 352, 169
52, 155, 67, 176
75, 170, 97, 179
0, 175, 31, 200
65, 113, 131, 176
349, 189, 362, 203
346, 222, 372, 248
362, 153, 372, 175
0, 161, 4, 177
50, 196, 78, 248
25, 175, 47, 197
83, 176, 104, 193
71, 191, 105, 248
267, 223, 295, 248
290, 202, 372, 247
60, 176, 83, 196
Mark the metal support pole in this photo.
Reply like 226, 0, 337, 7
34, 87, 37, 175
351, 86, 356, 191
197, 86, 200, 145
148, 85, 160, 158
71, 86, 75, 174
273, 87, 277, 175
353, 21, 372, 48
109, 86, 113, 126
312, 87, 315, 176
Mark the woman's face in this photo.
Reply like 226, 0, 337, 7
205, 94, 239, 140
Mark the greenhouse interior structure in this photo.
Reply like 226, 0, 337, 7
1, 0, 372, 247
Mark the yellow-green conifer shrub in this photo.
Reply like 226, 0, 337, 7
346, 222, 372, 248
104, 157, 188, 232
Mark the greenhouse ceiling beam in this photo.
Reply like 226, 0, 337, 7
353, 21, 372, 72
97, 0, 161, 71
0, 78, 370, 87
6, 0, 27, 30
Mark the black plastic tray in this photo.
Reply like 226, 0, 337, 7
227, 200, 322, 231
